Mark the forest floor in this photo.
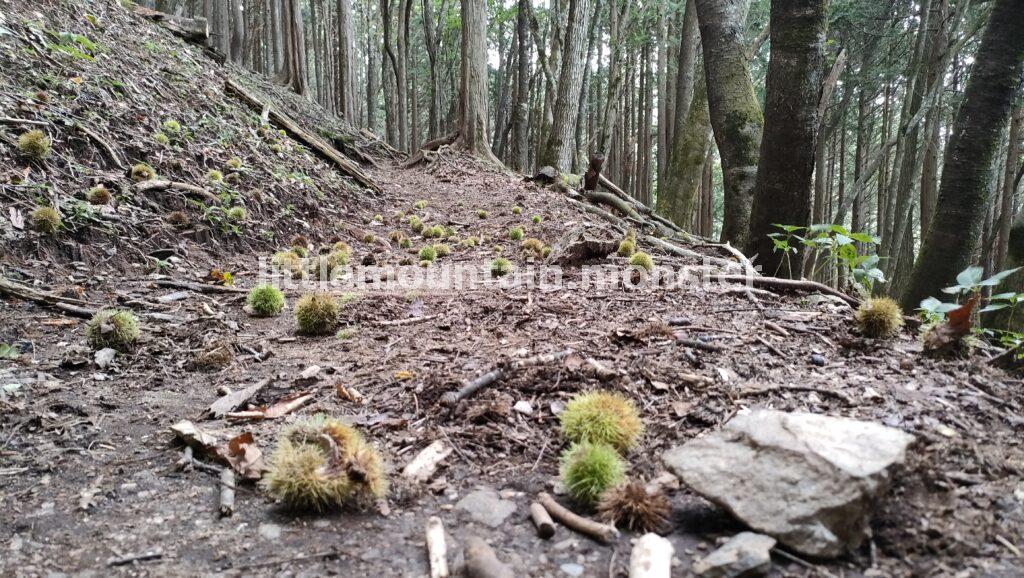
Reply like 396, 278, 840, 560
3, 1, 1024, 577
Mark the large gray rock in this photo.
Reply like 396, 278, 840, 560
664, 410, 914, 558
693, 532, 775, 578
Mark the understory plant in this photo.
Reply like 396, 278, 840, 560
769, 224, 883, 296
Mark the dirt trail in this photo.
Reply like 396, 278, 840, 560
3, 159, 1024, 577
2, 2, 1024, 576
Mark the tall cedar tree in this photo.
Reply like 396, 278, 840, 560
694, 0, 762, 247
901, 0, 1024, 310
746, 0, 831, 277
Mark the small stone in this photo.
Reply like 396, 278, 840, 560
94, 348, 116, 369
809, 353, 827, 366
560, 563, 584, 577
258, 523, 282, 540
455, 488, 516, 528
692, 532, 775, 578
513, 400, 533, 415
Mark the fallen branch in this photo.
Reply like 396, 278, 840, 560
676, 338, 727, 353
204, 377, 273, 419
629, 533, 674, 578
705, 274, 859, 307
107, 549, 163, 567
738, 383, 855, 405
134, 180, 220, 204
218, 468, 235, 517
0, 276, 100, 318
441, 349, 573, 407
133, 6, 208, 42
530, 502, 556, 539
74, 122, 124, 169
378, 314, 441, 327
537, 492, 619, 544
225, 79, 382, 194
148, 279, 248, 294
464, 537, 514, 578
425, 517, 449, 578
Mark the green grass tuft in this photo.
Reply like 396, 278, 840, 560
508, 227, 524, 241
490, 257, 512, 277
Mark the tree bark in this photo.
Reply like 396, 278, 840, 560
694, 0, 761, 247
996, 106, 1024, 271
279, 0, 309, 96
457, 0, 500, 162
336, 0, 357, 121
512, 0, 531, 171
746, 0, 829, 278
902, 0, 1024, 310
540, 0, 594, 170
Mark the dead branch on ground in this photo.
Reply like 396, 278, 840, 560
441, 349, 573, 407
538, 492, 619, 543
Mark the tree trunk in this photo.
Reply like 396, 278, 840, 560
902, 0, 1024, 310
540, 0, 594, 170
512, 0, 531, 171
996, 106, 1024, 271
457, 0, 500, 162
746, 0, 829, 278
280, 0, 309, 96
336, 0, 357, 121
694, 0, 761, 247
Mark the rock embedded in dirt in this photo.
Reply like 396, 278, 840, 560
456, 488, 517, 528
547, 225, 619, 266
692, 532, 775, 578
663, 410, 914, 558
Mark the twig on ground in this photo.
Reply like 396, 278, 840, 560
218, 468, 235, 517
537, 492, 619, 543
134, 180, 221, 204
675, 338, 727, 353
378, 314, 441, 327
0, 276, 100, 318
441, 349, 573, 406
530, 502, 556, 539
754, 335, 785, 357
107, 549, 163, 567
705, 274, 859, 307
148, 279, 248, 294
425, 516, 449, 578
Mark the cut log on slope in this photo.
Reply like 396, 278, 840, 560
403, 133, 458, 168
135, 180, 220, 204
0, 276, 100, 318
132, 6, 209, 42
224, 79, 382, 195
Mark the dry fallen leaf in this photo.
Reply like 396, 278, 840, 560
924, 295, 979, 354
219, 432, 266, 480
394, 370, 414, 381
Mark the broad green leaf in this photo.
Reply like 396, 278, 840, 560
979, 267, 1022, 287
955, 266, 984, 289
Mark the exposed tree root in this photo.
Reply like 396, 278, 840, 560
706, 274, 858, 307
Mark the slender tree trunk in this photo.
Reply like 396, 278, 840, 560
746, 0, 829, 277
512, 0, 531, 171
694, 0, 761, 247
279, 0, 309, 96
336, 0, 357, 121
996, 106, 1024, 271
457, 0, 500, 162
540, 0, 594, 170
902, 0, 1024, 310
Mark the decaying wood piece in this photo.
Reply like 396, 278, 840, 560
441, 349, 573, 407
547, 225, 620, 265
224, 79, 382, 194
134, 180, 220, 204
132, 6, 209, 42
402, 440, 452, 483
628, 533, 674, 578
537, 492, 619, 543
403, 133, 458, 167
530, 502, 556, 539
464, 536, 514, 578
705, 274, 859, 307
218, 468, 235, 517
204, 377, 273, 419
583, 153, 606, 192
425, 516, 449, 578
0, 276, 100, 318
149, 279, 248, 294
